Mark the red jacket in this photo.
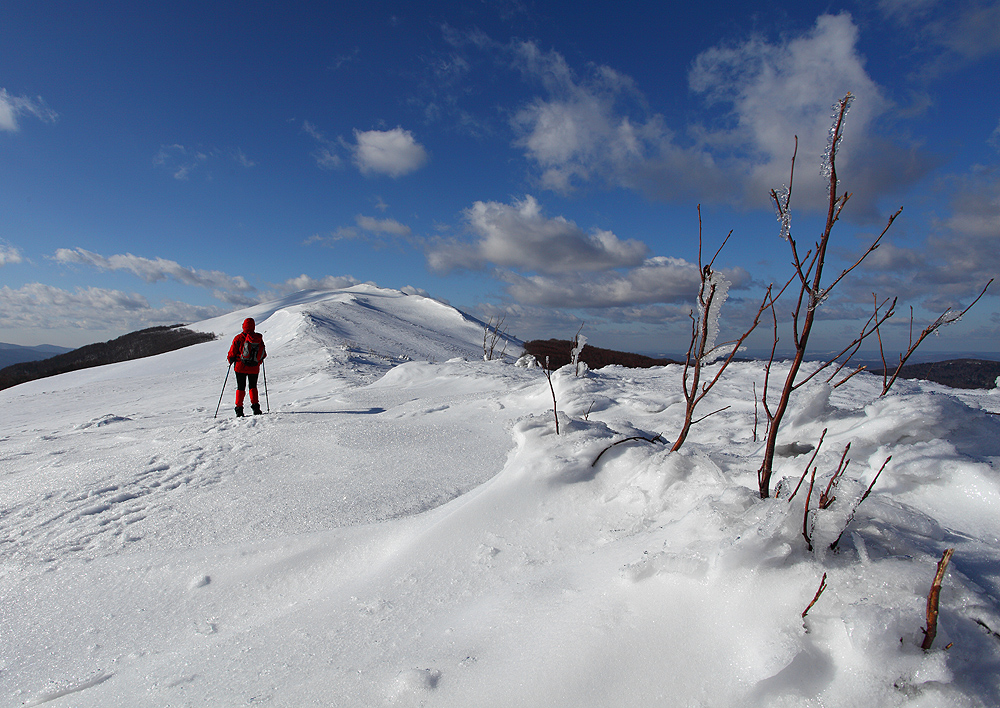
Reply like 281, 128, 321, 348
228, 318, 267, 374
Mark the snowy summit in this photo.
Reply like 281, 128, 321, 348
3, 284, 1000, 707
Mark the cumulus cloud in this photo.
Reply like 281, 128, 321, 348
278, 274, 361, 292
0, 88, 58, 132
400, 285, 432, 298
53, 248, 256, 298
352, 127, 429, 177
1, 243, 24, 266
496, 257, 751, 309
428, 195, 648, 274
495, 257, 701, 307
509, 42, 665, 195
507, 15, 931, 218
0, 283, 224, 332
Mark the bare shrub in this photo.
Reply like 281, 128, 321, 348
757, 93, 902, 499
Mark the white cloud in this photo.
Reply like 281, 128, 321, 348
508, 16, 931, 218
1, 243, 24, 266
495, 257, 752, 309
356, 215, 412, 236
688, 13, 898, 212
510, 42, 662, 195
428, 195, 648, 274
0, 283, 224, 332
352, 127, 429, 177
400, 285, 432, 298
279, 274, 361, 292
53, 248, 256, 296
0, 88, 57, 132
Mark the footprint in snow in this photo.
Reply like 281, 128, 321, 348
391, 668, 441, 696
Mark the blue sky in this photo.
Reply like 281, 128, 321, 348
2, 0, 998, 358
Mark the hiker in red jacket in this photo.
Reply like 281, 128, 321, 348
227, 317, 267, 417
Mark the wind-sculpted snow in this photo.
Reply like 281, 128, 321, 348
2, 285, 1000, 707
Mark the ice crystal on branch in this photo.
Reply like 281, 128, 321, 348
821, 93, 853, 183
698, 269, 730, 362
773, 186, 792, 241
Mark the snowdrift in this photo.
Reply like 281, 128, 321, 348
3, 285, 999, 707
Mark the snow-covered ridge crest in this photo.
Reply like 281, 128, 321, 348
194, 284, 492, 363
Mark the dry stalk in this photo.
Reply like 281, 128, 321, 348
483, 314, 509, 361
921, 548, 955, 651
591, 434, 667, 467
787, 428, 827, 503
672, 205, 771, 452
802, 573, 829, 619
543, 356, 560, 435
881, 279, 993, 395
802, 465, 819, 552
829, 455, 890, 551
819, 443, 851, 509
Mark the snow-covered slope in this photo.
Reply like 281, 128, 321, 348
3, 285, 1000, 707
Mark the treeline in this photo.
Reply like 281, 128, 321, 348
526, 338, 999, 390
869, 358, 1000, 390
0, 325, 217, 391
523, 339, 680, 370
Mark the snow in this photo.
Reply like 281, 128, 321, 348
3, 284, 1000, 707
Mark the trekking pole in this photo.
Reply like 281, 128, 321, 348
214, 363, 232, 418
262, 362, 270, 412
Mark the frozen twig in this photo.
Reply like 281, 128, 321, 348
542, 356, 559, 435
921, 548, 955, 651
802, 573, 828, 619
787, 429, 827, 503
591, 434, 667, 467
881, 279, 993, 395
829, 456, 890, 551
819, 443, 851, 509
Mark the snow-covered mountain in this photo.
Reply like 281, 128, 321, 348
3, 284, 1000, 707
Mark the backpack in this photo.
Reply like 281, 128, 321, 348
238, 336, 262, 367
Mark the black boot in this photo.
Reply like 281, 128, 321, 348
235, 406, 245, 417
251, 404, 262, 415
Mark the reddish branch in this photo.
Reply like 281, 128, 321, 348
757, 93, 902, 498
881, 280, 994, 395
921, 548, 955, 651
829, 456, 890, 551
802, 573, 829, 619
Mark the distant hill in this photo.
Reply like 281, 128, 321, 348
0, 343, 73, 369
524, 339, 681, 370
0, 325, 216, 391
525, 340, 999, 390
870, 358, 1000, 390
